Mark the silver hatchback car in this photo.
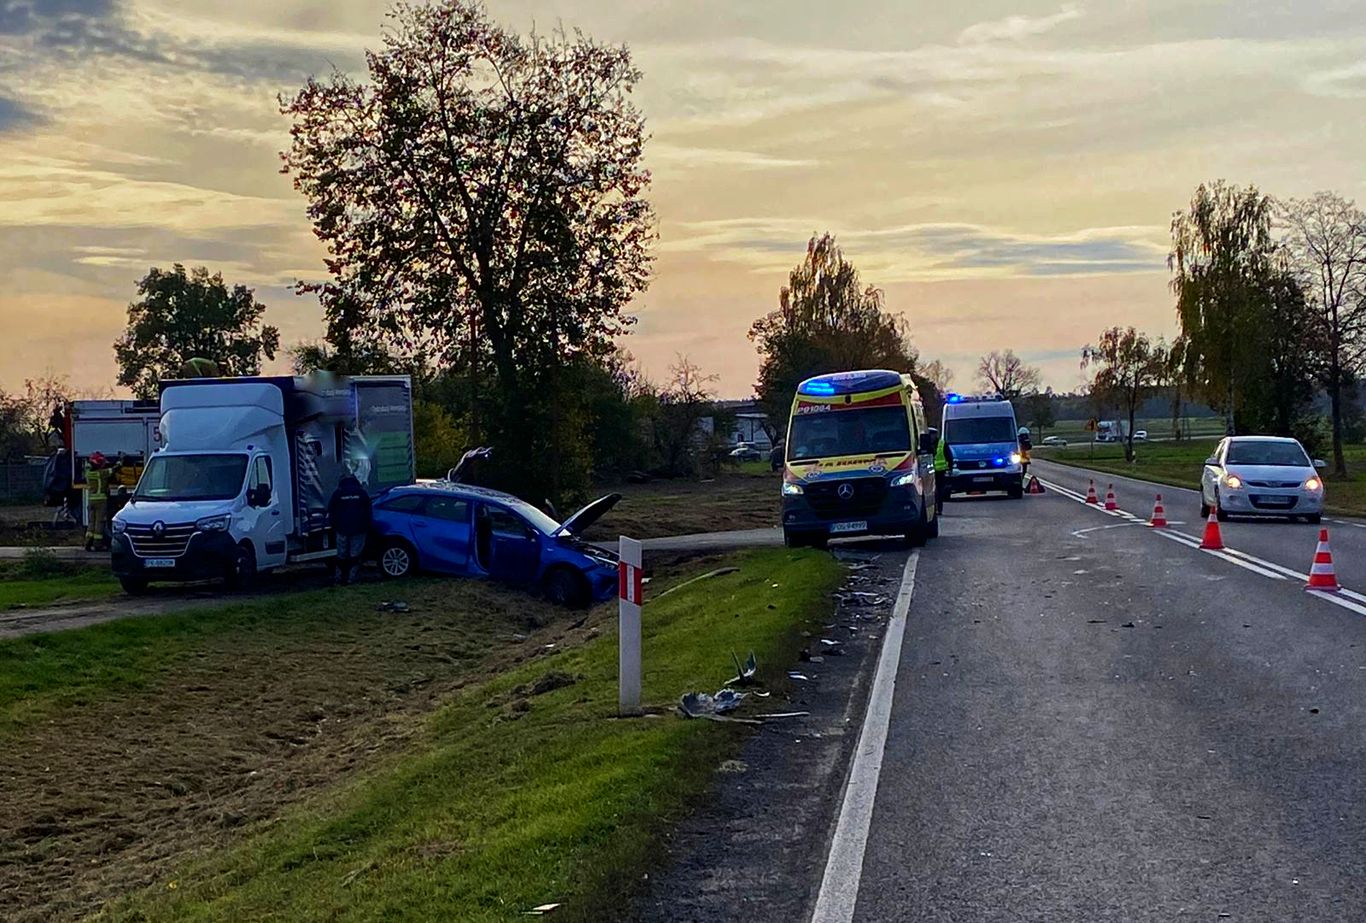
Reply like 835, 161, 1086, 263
1200, 436, 1326, 523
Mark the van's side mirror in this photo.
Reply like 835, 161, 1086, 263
919, 430, 938, 454
249, 484, 270, 507
1314, 458, 1328, 470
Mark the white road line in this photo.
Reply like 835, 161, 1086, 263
810, 551, 918, 923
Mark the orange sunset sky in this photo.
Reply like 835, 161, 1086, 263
2, 0, 1365, 397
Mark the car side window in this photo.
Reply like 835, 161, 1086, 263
379, 494, 425, 513
424, 496, 470, 523
487, 507, 533, 539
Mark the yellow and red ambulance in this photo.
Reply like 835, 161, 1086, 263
781, 369, 939, 549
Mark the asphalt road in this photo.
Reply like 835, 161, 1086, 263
835, 470, 1366, 921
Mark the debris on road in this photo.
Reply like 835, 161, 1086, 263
679, 689, 759, 723
525, 902, 562, 915
728, 650, 759, 686
377, 600, 411, 613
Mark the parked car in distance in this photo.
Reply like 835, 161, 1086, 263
729, 442, 763, 462
1134, 430, 1148, 441
1041, 436, 1068, 447
1200, 436, 1326, 523
369, 482, 621, 607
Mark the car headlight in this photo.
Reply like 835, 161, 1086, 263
111, 519, 127, 534
1009, 452, 1022, 465
782, 481, 804, 496
891, 472, 916, 488
195, 514, 231, 532
1224, 474, 1243, 489
1305, 477, 1322, 491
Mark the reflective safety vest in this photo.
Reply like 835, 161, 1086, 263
934, 437, 948, 473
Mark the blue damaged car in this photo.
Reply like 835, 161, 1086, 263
369, 482, 621, 607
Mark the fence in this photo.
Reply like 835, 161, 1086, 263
1, 463, 45, 503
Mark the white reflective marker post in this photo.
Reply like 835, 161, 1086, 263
618, 536, 644, 717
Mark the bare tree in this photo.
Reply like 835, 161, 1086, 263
920, 359, 953, 394
976, 349, 1041, 399
1278, 192, 1366, 476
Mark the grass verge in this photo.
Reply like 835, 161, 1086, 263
1035, 440, 1366, 517
0, 556, 119, 610
2, 549, 842, 922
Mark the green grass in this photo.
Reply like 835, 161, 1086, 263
0, 556, 119, 610
62, 548, 843, 922
1035, 439, 1366, 517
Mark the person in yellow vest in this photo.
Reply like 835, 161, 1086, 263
934, 434, 953, 514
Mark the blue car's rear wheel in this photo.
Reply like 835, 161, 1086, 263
379, 540, 415, 579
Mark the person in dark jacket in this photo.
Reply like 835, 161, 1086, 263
328, 472, 373, 585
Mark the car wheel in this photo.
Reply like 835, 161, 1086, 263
379, 540, 415, 579
225, 543, 256, 591
1008, 484, 1024, 500
544, 567, 589, 608
119, 576, 148, 595
1215, 493, 1229, 523
906, 508, 929, 547
1200, 499, 1211, 519
783, 529, 805, 549
1307, 513, 1322, 525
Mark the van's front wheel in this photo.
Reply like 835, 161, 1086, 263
225, 543, 256, 591
119, 576, 148, 595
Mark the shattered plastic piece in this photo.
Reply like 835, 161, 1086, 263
679, 688, 746, 718
787, 671, 810, 681
761, 711, 810, 720
525, 903, 562, 915
377, 600, 410, 613
728, 651, 759, 686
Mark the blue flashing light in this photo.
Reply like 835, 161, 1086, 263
946, 392, 962, 403
993, 457, 1005, 467
798, 369, 903, 397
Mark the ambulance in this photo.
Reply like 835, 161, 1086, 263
781, 369, 939, 549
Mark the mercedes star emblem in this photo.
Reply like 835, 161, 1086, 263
837, 483, 855, 500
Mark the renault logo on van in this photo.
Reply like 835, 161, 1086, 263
152, 521, 165, 538
837, 483, 855, 500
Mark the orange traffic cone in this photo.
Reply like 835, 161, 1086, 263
1306, 528, 1341, 592
1104, 484, 1118, 511
1027, 476, 1045, 494
1149, 494, 1168, 528
1085, 480, 1099, 504
1199, 508, 1224, 550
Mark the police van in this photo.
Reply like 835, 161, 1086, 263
938, 395, 1024, 500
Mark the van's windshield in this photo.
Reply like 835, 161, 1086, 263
134, 454, 249, 502
944, 416, 1017, 445
788, 406, 911, 461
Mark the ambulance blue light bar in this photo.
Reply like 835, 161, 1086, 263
798, 370, 902, 397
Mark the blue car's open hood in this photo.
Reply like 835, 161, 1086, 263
554, 492, 622, 537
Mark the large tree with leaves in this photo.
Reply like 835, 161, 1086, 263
749, 233, 925, 423
1082, 327, 1169, 462
113, 265, 280, 399
1278, 192, 1366, 476
1168, 181, 1279, 434
281, 0, 653, 476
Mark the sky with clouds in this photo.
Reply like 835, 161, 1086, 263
2, 0, 1365, 397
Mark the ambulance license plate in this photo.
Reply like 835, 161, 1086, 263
145, 558, 176, 568
829, 521, 867, 534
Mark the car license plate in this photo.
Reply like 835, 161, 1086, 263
829, 521, 867, 534
1260, 497, 1291, 506
973, 476, 993, 483
144, 558, 176, 568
